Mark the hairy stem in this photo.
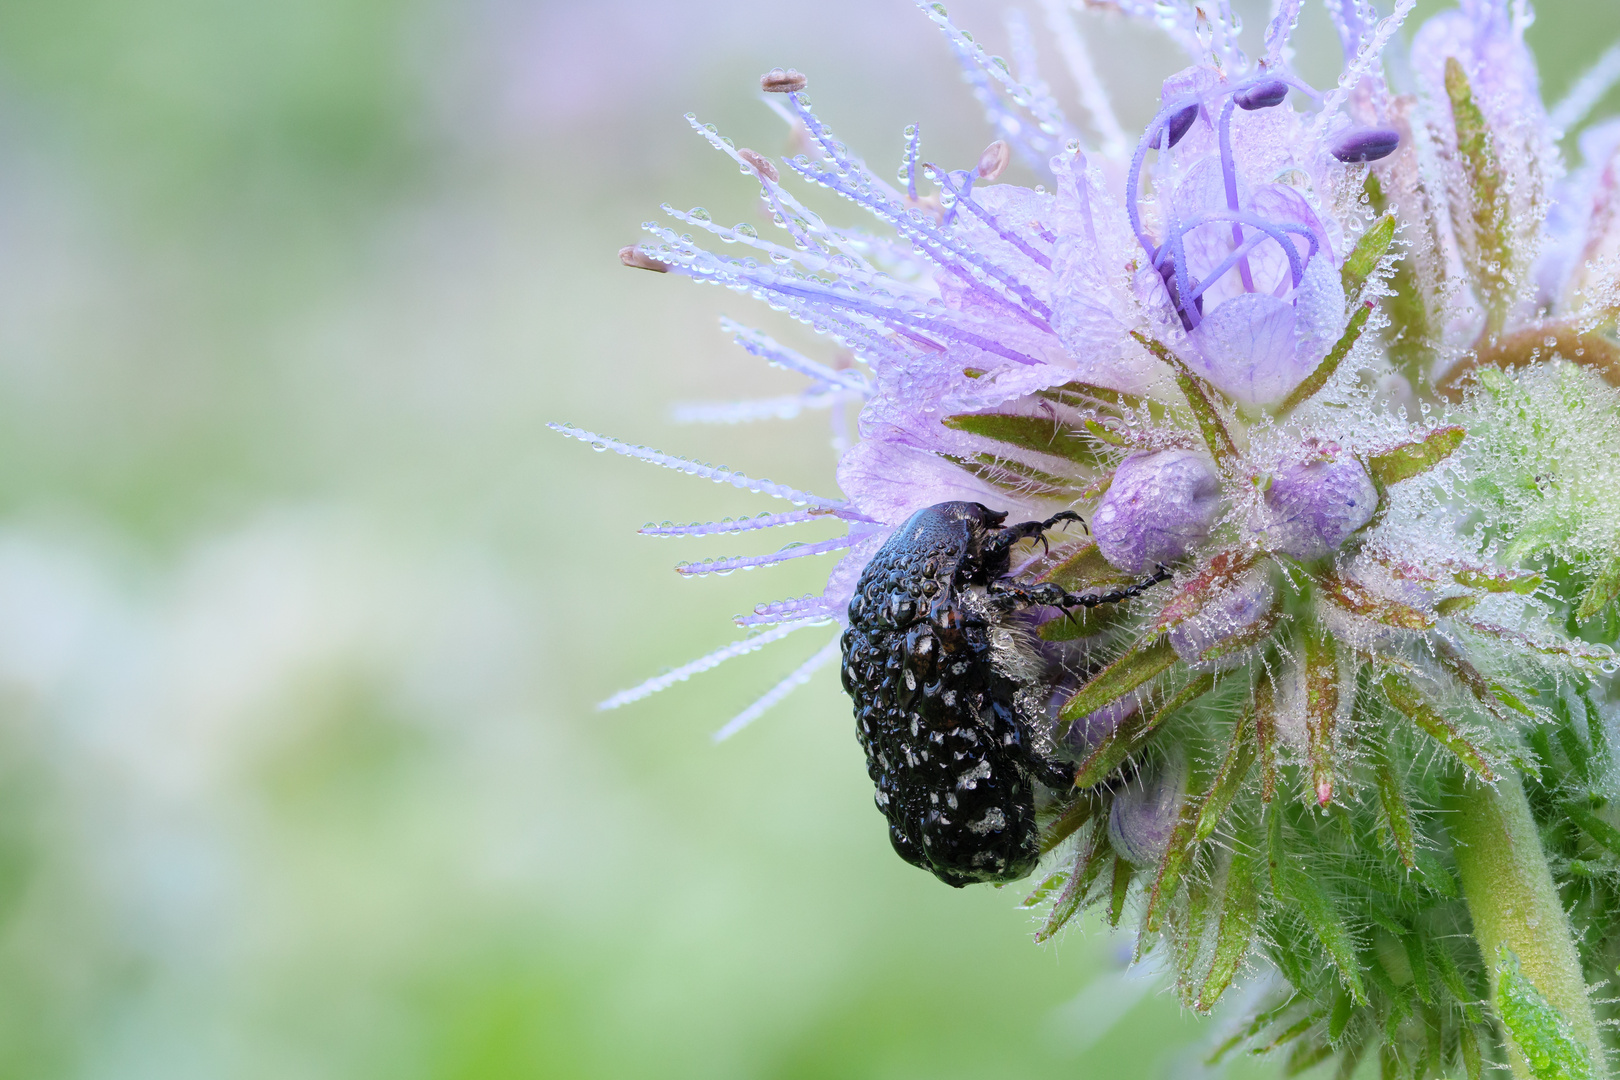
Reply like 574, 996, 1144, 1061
1445, 771, 1608, 1079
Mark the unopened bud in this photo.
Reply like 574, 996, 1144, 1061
619, 246, 669, 273
1233, 78, 1289, 111
761, 67, 808, 93
1163, 103, 1200, 148
975, 139, 1011, 181
1108, 755, 1188, 868
1331, 127, 1400, 163
1092, 450, 1222, 574
738, 147, 779, 183
1253, 454, 1378, 559
1167, 568, 1278, 668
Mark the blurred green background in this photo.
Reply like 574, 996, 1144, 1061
0, 1, 1611, 1077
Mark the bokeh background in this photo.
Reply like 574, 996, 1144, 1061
0, 0, 1612, 1076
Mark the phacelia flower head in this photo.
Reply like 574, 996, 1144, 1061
558, 0, 1620, 1073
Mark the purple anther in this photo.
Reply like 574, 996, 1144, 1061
1331, 127, 1400, 163
1234, 78, 1290, 111
1164, 103, 1200, 148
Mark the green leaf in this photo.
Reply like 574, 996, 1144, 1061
1495, 946, 1595, 1080
1576, 551, 1620, 622
1057, 636, 1179, 734
942, 412, 1104, 466
1278, 300, 1374, 414
1366, 425, 1466, 487
1341, 213, 1397, 297
1461, 1024, 1484, 1080
1072, 671, 1214, 788
1380, 672, 1498, 781
1131, 332, 1238, 468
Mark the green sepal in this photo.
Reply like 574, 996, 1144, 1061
1576, 551, 1620, 622
939, 451, 1083, 497
1303, 628, 1340, 807
1034, 379, 1144, 413
1082, 417, 1132, 447
1278, 300, 1374, 414
1461, 1024, 1484, 1080
1057, 635, 1179, 734
1445, 58, 1512, 333
942, 412, 1104, 467
1373, 738, 1418, 868
1131, 331, 1239, 468
1285, 866, 1368, 1005
1208, 993, 1302, 1064
1038, 793, 1098, 854
1193, 841, 1261, 1012
1380, 671, 1499, 781
1141, 803, 1200, 936
1366, 425, 1466, 487
1106, 855, 1133, 929
1019, 871, 1067, 909
1035, 824, 1112, 942
1437, 594, 1482, 617
1195, 714, 1256, 842
1404, 927, 1434, 1007
1494, 946, 1595, 1080
1341, 213, 1397, 298
1453, 566, 1543, 595
1072, 671, 1215, 788
1285, 1039, 1334, 1076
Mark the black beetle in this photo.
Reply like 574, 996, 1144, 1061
839, 501, 1168, 887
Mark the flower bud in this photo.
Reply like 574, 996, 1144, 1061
1233, 78, 1289, 111
1331, 127, 1400, 163
1167, 567, 1278, 668
1254, 455, 1378, 559
760, 67, 808, 93
1108, 755, 1188, 868
1092, 450, 1222, 574
1057, 693, 1139, 762
1163, 103, 1200, 148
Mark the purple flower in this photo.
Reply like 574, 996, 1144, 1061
1092, 450, 1221, 574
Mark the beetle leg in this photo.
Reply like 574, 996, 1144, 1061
989, 563, 1171, 612
985, 511, 1088, 565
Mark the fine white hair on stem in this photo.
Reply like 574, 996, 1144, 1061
1039, 0, 1129, 161
598, 619, 828, 712
1550, 41, 1620, 134
713, 637, 841, 742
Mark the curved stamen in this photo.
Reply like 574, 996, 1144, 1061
1216, 97, 1257, 293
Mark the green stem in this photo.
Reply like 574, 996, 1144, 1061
1445, 772, 1608, 1079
